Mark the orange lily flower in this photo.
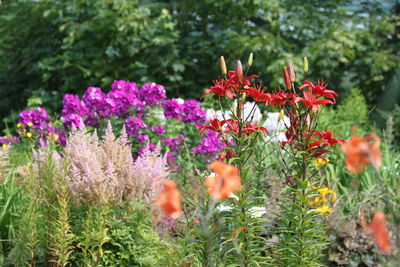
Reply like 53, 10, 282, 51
368, 212, 391, 254
205, 161, 241, 200
341, 129, 382, 173
157, 180, 182, 219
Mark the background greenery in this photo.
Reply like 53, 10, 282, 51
0, 0, 399, 131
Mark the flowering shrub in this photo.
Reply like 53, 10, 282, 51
12, 80, 224, 170
156, 56, 353, 266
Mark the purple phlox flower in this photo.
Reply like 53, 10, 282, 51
125, 117, 147, 137
192, 131, 225, 160
111, 80, 139, 95
62, 113, 84, 128
139, 83, 166, 106
161, 138, 181, 152
151, 125, 165, 136
82, 87, 114, 119
18, 107, 49, 129
181, 100, 206, 124
137, 143, 156, 156
137, 134, 149, 143
108, 81, 144, 117
163, 99, 182, 120
0, 136, 20, 146
166, 152, 177, 165
62, 94, 88, 116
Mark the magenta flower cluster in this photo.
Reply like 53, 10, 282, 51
18, 107, 67, 146
18, 108, 49, 129
16, 80, 225, 169
62, 80, 148, 128
193, 131, 225, 161
0, 136, 20, 147
163, 99, 206, 125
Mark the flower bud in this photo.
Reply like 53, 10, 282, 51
288, 62, 296, 82
303, 56, 309, 73
237, 60, 243, 82
248, 52, 254, 67
220, 56, 227, 75
283, 66, 292, 90
278, 109, 285, 121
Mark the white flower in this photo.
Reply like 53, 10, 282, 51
175, 98, 185, 105
263, 112, 289, 132
249, 206, 267, 218
206, 109, 225, 121
242, 102, 262, 122
229, 193, 239, 201
217, 204, 233, 212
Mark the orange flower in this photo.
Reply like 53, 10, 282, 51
205, 161, 241, 200
157, 180, 182, 219
341, 129, 381, 173
368, 212, 391, 254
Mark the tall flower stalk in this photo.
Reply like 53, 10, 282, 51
195, 56, 344, 266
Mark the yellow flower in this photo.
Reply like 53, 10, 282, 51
308, 186, 337, 215
26, 132, 32, 138
312, 158, 330, 167
316, 205, 332, 214
317, 187, 336, 203
27, 122, 33, 127
2, 144, 7, 149
17, 123, 22, 128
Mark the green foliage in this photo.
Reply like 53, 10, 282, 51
95, 203, 174, 266
0, 0, 180, 129
1, 0, 399, 131
318, 88, 370, 138
274, 186, 328, 267
0, 173, 24, 266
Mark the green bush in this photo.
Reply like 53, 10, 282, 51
1, 0, 399, 131
96, 203, 175, 266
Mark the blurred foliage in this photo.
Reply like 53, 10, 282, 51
318, 88, 370, 139
0, 0, 399, 131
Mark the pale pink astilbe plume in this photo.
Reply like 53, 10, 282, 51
128, 143, 169, 205
66, 123, 122, 204
66, 121, 169, 206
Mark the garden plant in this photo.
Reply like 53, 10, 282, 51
0, 52, 397, 267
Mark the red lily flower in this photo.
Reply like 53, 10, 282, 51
223, 119, 240, 134
226, 71, 259, 93
270, 92, 296, 108
200, 79, 233, 100
295, 91, 333, 112
313, 130, 345, 147
243, 124, 268, 136
199, 118, 226, 136
299, 80, 338, 103
242, 86, 271, 103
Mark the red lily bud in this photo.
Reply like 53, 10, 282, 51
283, 66, 292, 90
237, 60, 243, 82
288, 62, 296, 82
